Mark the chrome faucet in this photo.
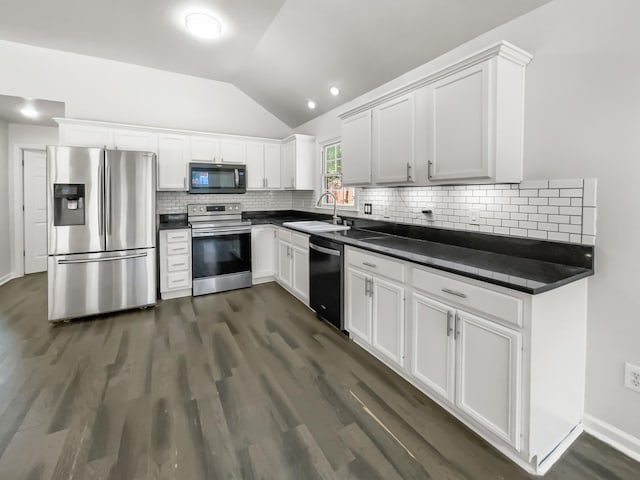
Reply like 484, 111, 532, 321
317, 191, 340, 224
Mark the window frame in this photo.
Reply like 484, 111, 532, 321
319, 139, 357, 210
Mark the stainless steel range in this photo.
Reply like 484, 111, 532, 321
188, 203, 252, 295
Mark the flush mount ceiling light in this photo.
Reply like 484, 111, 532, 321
329, 86, 341, 96
185, 13, 222, 40
20, 107, 39, 118
307, 99, 317, 110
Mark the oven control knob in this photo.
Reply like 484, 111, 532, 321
199, 207, 204, 212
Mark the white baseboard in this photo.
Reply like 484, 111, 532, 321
0, 273, 16, 287
584, 414, 640, 463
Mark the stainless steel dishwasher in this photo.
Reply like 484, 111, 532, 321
309, 236, 344, 331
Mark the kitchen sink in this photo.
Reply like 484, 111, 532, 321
282, 220, 350, 233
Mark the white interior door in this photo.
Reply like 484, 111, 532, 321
23, 149, 48, 274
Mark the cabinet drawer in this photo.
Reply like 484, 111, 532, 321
166, 230, 190, 243
292, 232, 309, 248
167, 242, 189, 255
347, 247, 405, 283
278, 228, 292, 243
412, 267, 523, 327
167, 254, 190, 272
166, 271, 190, 290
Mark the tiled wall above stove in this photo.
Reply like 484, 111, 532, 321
157, 191, 294, 214
293, 179, 598, 245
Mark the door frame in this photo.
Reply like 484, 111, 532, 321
10, 144, 46, 279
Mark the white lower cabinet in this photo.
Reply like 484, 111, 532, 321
345, 255, 406, 370
159, 228, 192, 299
410, 293, 455, 403
345, 245, 588, 476
267, 228, 309, 305
251, 226, 276, 283
455, 310, 521, 450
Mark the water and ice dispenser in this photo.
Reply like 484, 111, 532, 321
53, 184, 85, 226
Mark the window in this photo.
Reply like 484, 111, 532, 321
321, 141, 355, 207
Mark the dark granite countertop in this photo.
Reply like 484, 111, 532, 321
158, 213, 190, 231
244, 210, 594, 295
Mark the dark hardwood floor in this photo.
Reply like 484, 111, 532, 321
0, 273, 638, 479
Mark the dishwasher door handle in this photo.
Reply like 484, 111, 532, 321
309, 243, 341, 257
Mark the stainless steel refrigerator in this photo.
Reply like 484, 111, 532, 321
47, 146, 157, 321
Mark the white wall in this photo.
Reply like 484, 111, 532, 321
296, 0, 640, 453
0, 40, 291, 139
7, 124, 59, 278
0, 119, 9, 282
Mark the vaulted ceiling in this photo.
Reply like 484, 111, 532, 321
0, 0, 551, 127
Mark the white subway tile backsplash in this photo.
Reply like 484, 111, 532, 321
582, 207, 597, 236
157, 190, 294, 214
293, 179, 597, 245
583, 178, 598, 207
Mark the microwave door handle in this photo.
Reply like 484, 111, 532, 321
234, 169, 239, 187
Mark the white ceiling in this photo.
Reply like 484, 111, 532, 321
0, 95, 65, 126
0, 0, 551, 127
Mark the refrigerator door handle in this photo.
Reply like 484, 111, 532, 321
98, 161, 104, 236
105, 164, 111, 235
58, 252, 148, 264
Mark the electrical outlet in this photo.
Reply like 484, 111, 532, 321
469, 208, 480, 224
625, 363, 640, 393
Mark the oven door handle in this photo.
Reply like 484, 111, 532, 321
192, 227, 251, 237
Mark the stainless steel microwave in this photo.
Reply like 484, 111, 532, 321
189, 163, 246, 194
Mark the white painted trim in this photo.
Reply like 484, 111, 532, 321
584, 414, 640, 463
9, 143, 47, 280
0, 273, 16, 287
536, 424, 584, 475
339, 40, 532, 119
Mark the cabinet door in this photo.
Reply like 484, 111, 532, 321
428, 62, 490, 181
372, 92, 416, 184
157, 134, 189, 190
219, 139, 246, 164
345, 267, 371, 342
251, 226, 274, 280
61, 125, 113, 148
341, 111, 372, 185
281, 140, 295, 189
113, 130, 157, 153
292, 246, 309, 303
264, 143, 282, 189
371, 276, 405, 368
410, 293, 455, 403
246, 143, 266, 190
277, 241, 292, 288
455, 309, 522, 450
191, 137, 219, 162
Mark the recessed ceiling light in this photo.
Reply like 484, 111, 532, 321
185, 13, 222, 40
329, 86, 341, 96
20, 107, 39, 119
307, 99, 317, 110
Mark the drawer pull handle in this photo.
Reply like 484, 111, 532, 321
442, 288, 467, 299
170, 279, 185, 284
362, 262, 377, 268
172, 262, 185, 266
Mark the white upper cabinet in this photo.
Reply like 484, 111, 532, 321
157, 134, 190, 191
341, 111, 372, 185
246, 142, 282, 190
264, 143, 282, 189
372, 92, 416, 184
246, 142, 266, 189
59, 124, 114, 148
281, 135, 314, 190
190, 136, 219, 162
339, 42, 532, 186
427, 62, 489, 181
113, 129, 158, 153
219, 139, 246, 164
